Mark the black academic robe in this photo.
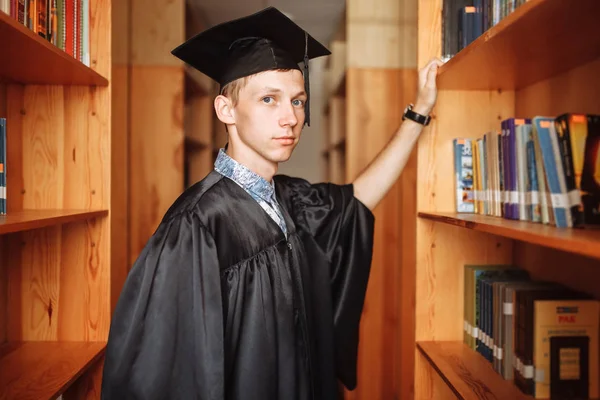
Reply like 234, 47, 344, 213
100, 170, 375, 400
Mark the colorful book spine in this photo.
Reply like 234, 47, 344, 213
526, 125, 542, 223
533, 116, 574, 227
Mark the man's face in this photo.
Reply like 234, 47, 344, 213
232, 69, 306, 164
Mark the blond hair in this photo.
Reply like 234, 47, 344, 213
219, 76, 250, 106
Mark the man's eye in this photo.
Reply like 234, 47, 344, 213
292, 99, 304, 106
262, 97, 274, 104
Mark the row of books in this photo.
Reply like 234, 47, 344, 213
463, 264, 599, 399
442, 0, 530, 60
0, 118, 5, 215
453, 114, 600, 228
0, 0, 90, 66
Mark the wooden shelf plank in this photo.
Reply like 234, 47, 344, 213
418, 212, 600, 260
437, 0, 600, 91
0, 209, 108, 235
417, 341, 532, 400
0, 341, 106, 400
0, 11, 108, 86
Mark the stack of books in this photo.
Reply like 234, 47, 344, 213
464, 264, 599, 399
453, 114, 600, 228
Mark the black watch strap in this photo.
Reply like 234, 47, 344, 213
402, 104, 431, 126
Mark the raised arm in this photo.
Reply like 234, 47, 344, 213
352, 58, 443, 211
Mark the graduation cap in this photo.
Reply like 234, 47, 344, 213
171, 7, 331, 126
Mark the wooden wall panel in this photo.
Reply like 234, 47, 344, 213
515, 58, 600, 117
91, 0, 112, 79
397, 145, 417, 400
110, 66, 130, 312
129, 67, 184, 263
111, 0, 130, 66
345, 68, 416, 400
21, 86, 65, 209
111, 0, 131, 311
5, 85, 24, 213
130, 0, 184, 66
514, 243, 600, 299
417, 0, 442, 70
4, 234, 21, 340
347, 0, 417, 68
11, 227, 62, 341
59, 219, 109, 341
115, 0, 186, 270
64, 86, 110, 210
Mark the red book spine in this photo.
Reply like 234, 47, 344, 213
64, 0, 73, 56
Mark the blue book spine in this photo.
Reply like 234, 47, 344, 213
533, 117, 570, 227
526, 126, 541, 223
453, 138, 474, 213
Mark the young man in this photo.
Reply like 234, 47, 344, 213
101, 7, 442, 400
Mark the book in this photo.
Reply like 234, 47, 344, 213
453, 138, 474, 213
533, 299, 599, 399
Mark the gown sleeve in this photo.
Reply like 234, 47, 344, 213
279, 176, 375, 390
101, 211, 224, 400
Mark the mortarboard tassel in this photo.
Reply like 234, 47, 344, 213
303, 31, 310, 127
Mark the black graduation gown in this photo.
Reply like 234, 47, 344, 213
100, 170, 375, 400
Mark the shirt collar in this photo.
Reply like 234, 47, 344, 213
214, 148, 276, 203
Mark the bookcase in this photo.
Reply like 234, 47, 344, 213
414, 0, 600, 399
0, 1, 112, 398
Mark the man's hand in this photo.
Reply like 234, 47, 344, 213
413, 58, 444, 116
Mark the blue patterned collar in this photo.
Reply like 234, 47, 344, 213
214, 148, 275, 203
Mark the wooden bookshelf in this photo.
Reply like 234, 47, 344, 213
0, 11, 108, 86
418, 212, 600, 261
0, 341, 106, 399
437, 0, 600, 90
415, 0, 600, 399
417, 341, 532, 399
0, 1, 114, 398
0, 209, 108, 235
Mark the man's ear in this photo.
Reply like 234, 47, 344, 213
214, 95, 236, 125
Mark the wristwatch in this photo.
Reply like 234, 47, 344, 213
402, 104, 431, 126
